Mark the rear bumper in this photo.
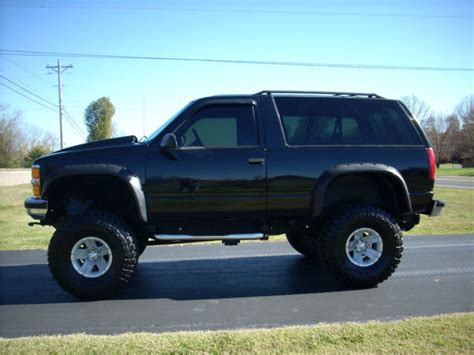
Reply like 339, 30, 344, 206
24, 197, 48, 220
426, 199, 446, 217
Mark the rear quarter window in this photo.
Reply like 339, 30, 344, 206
274, 97, 422, 146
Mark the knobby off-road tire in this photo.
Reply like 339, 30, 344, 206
48, 211, 138, 300
319, 204, 403, 288
286, 230, 320, 259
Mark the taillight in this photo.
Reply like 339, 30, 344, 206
426, 148, 436, 180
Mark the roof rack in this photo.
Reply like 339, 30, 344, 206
255, 90, 384, 99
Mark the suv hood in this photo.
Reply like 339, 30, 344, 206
57, 135, 139, 153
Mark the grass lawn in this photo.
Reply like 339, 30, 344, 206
0, 184, 53, 250
1, 313, 472, 353
438, 164, 474, 177
0, 184, 472, 250
409, 187, 474, 236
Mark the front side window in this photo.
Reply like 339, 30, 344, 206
175, 104, 257, 148
275, 97, 421, 146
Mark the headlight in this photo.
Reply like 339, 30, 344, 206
31, 165, 41, 198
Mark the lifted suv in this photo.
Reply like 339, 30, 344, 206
25, 90, 445, 299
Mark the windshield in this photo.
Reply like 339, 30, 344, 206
144, 102, 193, 142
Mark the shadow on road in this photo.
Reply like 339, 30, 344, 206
0, 255, 345, 305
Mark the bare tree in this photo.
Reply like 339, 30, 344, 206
422, 113, 448, 166
455, 95, 474, 165
0, 106, 57, 168
443, 114, 462, 163
0, 106, 24, 167
455, 95, 474, 124
400, 95, 432, 126
24, 126, 58, 152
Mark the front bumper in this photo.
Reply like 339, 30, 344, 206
24, 197, 48, 220
427, 199, 446, 217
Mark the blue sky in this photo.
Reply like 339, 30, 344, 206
1, 0, 473, 147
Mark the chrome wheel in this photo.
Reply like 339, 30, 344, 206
345, 227, 383, 267
70, 237, 113, 278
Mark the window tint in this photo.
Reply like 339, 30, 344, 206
175, 105, 257, 147
275, 97, 421, 146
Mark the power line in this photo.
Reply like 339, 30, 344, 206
1, 49, 473, 72
0, 55, 53, 86
0, 82, 57, 112
0, 68, 35, 91
62, 94, 83, 117
64, 108, 87, 136
64, 112, 86, 138
0, 76, 85, 141
1, 4, 471, 19
0, 74, 57, 107
64, 109, 87, 138
62, 96, 88, 136
0, 56, 85, 142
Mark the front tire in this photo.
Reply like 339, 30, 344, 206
48, 211, 138, 300
319, 204, 403, 288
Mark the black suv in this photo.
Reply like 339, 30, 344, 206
25, 90, 445, 299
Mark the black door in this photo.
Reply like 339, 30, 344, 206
145, 103, 266, 229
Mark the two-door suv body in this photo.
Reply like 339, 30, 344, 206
25, 91, 445, 299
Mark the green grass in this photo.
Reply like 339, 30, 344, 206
0, 184, 53, 250
266, 186, 474, 242
0, 184, 472, 250
409, 187, 474, 235
1, 313, 472, 354
438, 164, 474, 176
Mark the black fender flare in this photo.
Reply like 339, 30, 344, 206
311, 163, 412, 217
42, 164, 147, 222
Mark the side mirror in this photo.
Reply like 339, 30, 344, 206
160, 133, 178, 150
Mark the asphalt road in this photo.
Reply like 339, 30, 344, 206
0, 234, 473, 338
436, 176, 474, 189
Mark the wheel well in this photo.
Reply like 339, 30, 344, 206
46, 175, 144, 230
319, 173, 410, 218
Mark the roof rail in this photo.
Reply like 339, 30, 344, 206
255, 90, 384, 99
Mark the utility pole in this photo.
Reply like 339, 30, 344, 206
46, 59, 73, 149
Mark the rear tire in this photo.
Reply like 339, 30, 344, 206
286, 230, 319, 259
319, 204, 403, 288
48, 211, 138, 300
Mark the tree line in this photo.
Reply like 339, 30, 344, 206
1, 95, 473, 168
0, 105, 57, 168
400, 95, 473, 167
0, 97, 115, 168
